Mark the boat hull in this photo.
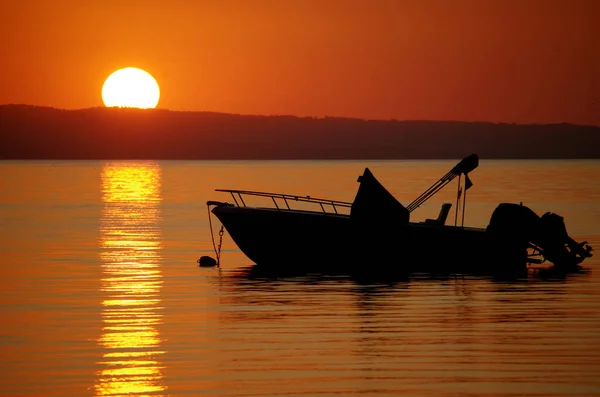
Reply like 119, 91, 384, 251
212, 205, 528, 275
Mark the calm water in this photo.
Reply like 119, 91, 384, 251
1, 159, 600, 397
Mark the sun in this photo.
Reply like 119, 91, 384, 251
102, 67, 160, 109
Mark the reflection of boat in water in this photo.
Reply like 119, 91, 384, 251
206, 154, 592, 275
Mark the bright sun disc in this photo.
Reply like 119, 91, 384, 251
102, 67, 160, 109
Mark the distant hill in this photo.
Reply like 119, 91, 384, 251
1, 104, 599, 159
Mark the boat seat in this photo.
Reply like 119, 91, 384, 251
424, 203, 452, 226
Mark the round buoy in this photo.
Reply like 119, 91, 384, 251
198, 256, 218, 267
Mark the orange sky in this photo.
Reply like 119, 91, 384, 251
1, 0, 598, 125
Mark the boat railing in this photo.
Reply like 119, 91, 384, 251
215, 189, 352, 214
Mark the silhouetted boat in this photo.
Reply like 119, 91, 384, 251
205, 154, 592, 275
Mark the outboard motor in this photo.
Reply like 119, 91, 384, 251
486, 203, 593, 270
533, 212, 593, 269
487, 203, 541, 243
485, 203, 541, 270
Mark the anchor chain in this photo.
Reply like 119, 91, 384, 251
198, 203, 225, 267
215, 225, 224, 266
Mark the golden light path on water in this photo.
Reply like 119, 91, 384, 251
96, 162, 165, 396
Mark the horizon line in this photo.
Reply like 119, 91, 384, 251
2, 103, 598, 128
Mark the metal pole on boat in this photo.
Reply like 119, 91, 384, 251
406, 154, 479, 213
454, 173, 461, 226
461, 181, 467, 227
406, 170, 455, 212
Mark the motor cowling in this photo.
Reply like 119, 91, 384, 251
486, 203, 592, 270
487, 203, 541, 243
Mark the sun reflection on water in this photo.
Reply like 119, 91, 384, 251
95, 163, 166, 397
